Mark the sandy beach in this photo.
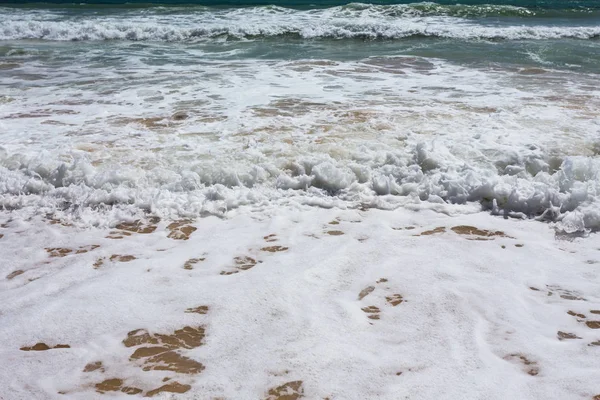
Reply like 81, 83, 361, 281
2, 206, 600, 399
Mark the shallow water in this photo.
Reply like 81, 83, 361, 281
1, 1, 599, 231
2, 3, 600, 398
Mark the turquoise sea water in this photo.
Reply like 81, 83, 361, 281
1, 1, 599, 72
2, 0, 600, 7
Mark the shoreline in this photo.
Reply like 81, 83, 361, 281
2, 207, 599, 399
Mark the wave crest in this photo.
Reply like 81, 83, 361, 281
2, 18, 600, 41
1, 145, 599, 231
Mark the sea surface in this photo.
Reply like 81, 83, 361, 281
2, 3, 600, 399
0, 0, 599, 230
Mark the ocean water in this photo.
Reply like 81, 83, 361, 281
0, 0, 599, 230
2, 3, 600, 399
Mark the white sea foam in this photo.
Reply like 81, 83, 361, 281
1, 206, 600, 399
2, 5, 600, 399
1, 56, 599, 230
1, 5, 599, 41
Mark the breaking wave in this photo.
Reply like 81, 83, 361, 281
2, 19, 599, 41
1, 3, 600, 42
1, 145, 599, 232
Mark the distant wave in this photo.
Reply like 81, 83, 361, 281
337, 3, 599, 18
2, 17, 599, 41
2, 2, 600, 42
3, 0, 600, 12
3, 2, 600, 17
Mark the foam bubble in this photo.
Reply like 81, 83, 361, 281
1, 47, 599, 231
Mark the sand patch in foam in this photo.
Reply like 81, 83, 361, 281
167, 220, 197, 240
20, 343, 70, 351
265, 380, 304, 400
